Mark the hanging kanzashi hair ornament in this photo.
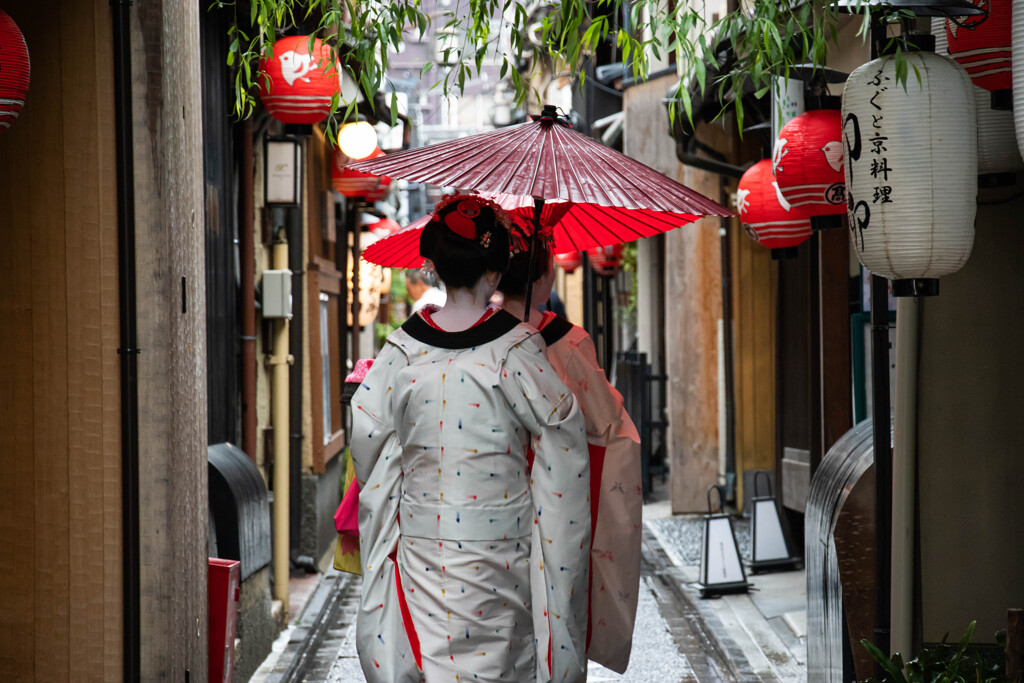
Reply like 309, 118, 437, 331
509, 222, 555, 255
432, 193, 512, 247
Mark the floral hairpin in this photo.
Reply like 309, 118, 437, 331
432, 193, 513, 248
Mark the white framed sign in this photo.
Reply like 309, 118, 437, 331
265, 137, 303, 206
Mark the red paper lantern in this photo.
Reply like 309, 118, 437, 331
737, 160, 812, 250
587, 244, 623, 276
773, 110, 846, 217
0, 10, 30, 133
555, 251, 582, 273
946, 0, 1011, 92
258, 36, 338, 124
333, 146, 392, 199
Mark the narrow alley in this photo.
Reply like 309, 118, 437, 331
253, 493, 807, 683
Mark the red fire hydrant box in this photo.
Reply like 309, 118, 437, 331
208, 558, 241, 683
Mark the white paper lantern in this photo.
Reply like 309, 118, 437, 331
932, 18, 948, 54
842, 49, 976, 295
974, 85, 1024, 176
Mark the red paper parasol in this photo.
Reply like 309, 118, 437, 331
351, 105, 731, 312
347, 106, 731, 218
362, 192, 699, 268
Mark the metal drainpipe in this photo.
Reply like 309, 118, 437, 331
110, 0, 140, 678
287, 203, 304, 557
271, 237, 291, 607
719, 180, 737, 501
350, 205, 361, 362
240, 118, 257, 461
891, 296, 920, 659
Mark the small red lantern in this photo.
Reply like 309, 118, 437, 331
773, 110, 846, 220
555, 251, 582, 273
0, 10, 30, 133
587, 244, 623, 276
333, 146, 392, 199
737, 159, 812, 253
259, 36, 338, 124
946, 0, 1011, 92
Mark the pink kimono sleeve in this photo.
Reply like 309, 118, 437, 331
547, 327, 642, 674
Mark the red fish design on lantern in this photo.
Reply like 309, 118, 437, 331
258, 36, 339, 124
773, 110, 846, 220
737, 159, 812, 253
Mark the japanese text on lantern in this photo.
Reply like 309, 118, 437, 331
867, 67, 893, 209
844, 65, 897, 251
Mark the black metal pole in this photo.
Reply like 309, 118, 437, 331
719, 181, 737, 500
287, 206, 304, 556
868, 15, 892, 662
110, 0, 140, 679
871, 272, 892, 657
522, 198, 544, 320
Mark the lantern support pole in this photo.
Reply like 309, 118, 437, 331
864, 13, 894, 665
870, 271, 892, 658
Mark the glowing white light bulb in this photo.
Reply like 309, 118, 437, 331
338, 121, 378, 160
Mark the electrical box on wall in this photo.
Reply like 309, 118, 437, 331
262, 270, 292, 319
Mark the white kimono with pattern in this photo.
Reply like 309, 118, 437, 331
351, 310, 591, 683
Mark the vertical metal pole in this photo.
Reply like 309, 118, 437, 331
349, 206, 361, 362
240, 119, 257, 461
720, 181, 737, 499
271, 239, 291, 608
872, 273, 892, 657
110, 1, 140, 678
868, 14, 892, 661
809, 233, 822, 475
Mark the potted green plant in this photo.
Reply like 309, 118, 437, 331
860, 622, 1006, 683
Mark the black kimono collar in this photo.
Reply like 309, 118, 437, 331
539, 314, 573, 347
401, 308, 522, 349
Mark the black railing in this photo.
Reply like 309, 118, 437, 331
614, 351, 668, 497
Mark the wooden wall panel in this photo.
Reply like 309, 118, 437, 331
28, 3, 71, 676
666, 150, 723, 512
731, 221, 777, 506
93, 1, 124, 675
0, 5, 39, 676
132, 0, 209, 678
62, 0, 107, 675
0, 1, 122, 678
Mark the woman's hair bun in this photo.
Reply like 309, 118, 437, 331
418, 194, 512, 288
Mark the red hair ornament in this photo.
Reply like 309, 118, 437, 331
432, 195, 511, 247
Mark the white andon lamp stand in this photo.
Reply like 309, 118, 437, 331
747, 471, 800, 573
698, 485, 749, 598
842, 34, 977, 297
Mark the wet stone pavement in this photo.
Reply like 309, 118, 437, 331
256, 507, 806, 682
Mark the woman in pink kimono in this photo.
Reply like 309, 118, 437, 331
498, 235, 643, 675
350, 195, 591, 683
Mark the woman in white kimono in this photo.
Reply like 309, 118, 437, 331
498, 235, 643, 675
350, 195, 591, 683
